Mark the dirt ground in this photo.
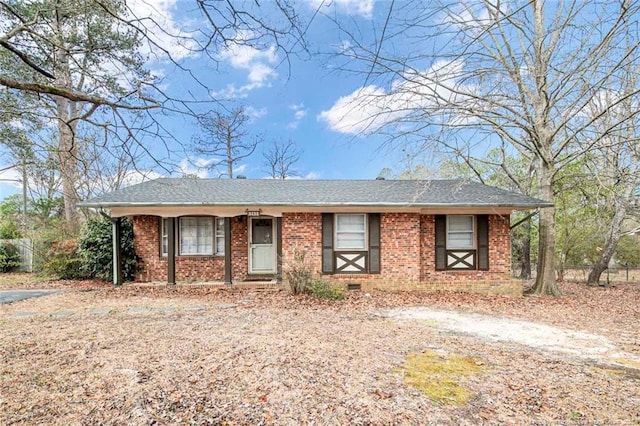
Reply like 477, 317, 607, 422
1, 279, 639, 425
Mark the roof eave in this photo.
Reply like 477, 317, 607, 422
78, 201, 553, 209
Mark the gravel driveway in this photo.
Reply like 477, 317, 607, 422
378, 307, 638, 363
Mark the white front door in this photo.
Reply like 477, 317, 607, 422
249, 217, 276, 274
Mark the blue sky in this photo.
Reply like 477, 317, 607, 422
160, 0, 407, 180
2, 1, 627, 201
0, 0, 429, 200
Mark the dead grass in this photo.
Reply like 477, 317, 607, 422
0, 272, 108, 290
0, 272, 44, 286
1, 281, 639, 424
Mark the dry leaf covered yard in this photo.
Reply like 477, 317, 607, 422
1, 280, 639, 424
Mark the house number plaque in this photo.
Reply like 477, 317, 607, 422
246, 210, 261, 217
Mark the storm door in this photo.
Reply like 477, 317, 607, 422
249, 217, 276, 274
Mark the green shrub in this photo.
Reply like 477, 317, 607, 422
77, 215, 138, 281
0, 220, 21, 239
0, 241, 21, 272
307, 278, 346, 300
41, 239, 87, 279
285, 250, 313, 294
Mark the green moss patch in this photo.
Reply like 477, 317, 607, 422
399, 350, 485, 406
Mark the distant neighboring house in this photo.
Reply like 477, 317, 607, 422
78, 178, 551, 295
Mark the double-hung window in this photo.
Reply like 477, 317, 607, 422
215, 217, 225, 256
179, 217, 213, 255
161, 218, 170, 256
335, 214, 367, 250
446, 215, 475, 249
161, 217, 225, 256
436, 214, 489, 271
322, 213, 380, 274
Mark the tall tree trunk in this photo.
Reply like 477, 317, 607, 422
587, 193, 629, 286
58, 121, 80, 232
226, 130, 233, 179
528, 0, 560, 296
518, 218, 532, 279
530, 163, 561, 295
55, 60, 80, 232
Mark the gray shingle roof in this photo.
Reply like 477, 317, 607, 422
78, 178, 551, 209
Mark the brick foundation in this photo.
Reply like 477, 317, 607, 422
131, 212, 520, 295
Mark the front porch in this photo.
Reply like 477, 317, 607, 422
111, 214, 283, 286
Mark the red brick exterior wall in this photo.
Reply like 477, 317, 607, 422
280, 212, 518, 295
379, 213, 421, 280
281, 213, 323, 274
132, 212, 519, 295
412, 214, 516, 294
132, 216, 224, 282
419, 214, 512, 279
231, 216, 249, 281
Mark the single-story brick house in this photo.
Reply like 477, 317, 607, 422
79, 178, 551, 295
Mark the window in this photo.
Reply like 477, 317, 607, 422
161, 218, 169, 256
161, 217, 225, 256
215, 217, 225, 255
180, 217, 213, 255
335, 214, 367, 250
436, 215, 488, 271
446, 215, 475, 249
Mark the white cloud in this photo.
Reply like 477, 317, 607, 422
220, 42, 277, 71
126, 0, 197, 60
293, 105, 308, 120
308, 0, 374, 18
287, 171, 321, 180
318, 60, 467, 135
0, 166, 22, 189
440, 1, 508, 37
213, 32, 279, 98
211, 83, 262, 100
248, 63, 275, 84
120, 170, 164, 187
245, 106, 268, 120
174, 158, 251, 178
234, 164, 248, 176
287, 103, 308, 129
177, 158, 216, 178
302, 171, 320, 179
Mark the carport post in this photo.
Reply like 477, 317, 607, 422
224, 217, 232, 285
167, 217, 176, 286
112, 217, 123, 287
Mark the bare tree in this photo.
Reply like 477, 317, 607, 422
74, 134, 149, 201
329, 0, 640, 295
192, 107, 260, 179
0, 0, 307, 230
262, 139, 302, 179
584, 89, 640, 286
